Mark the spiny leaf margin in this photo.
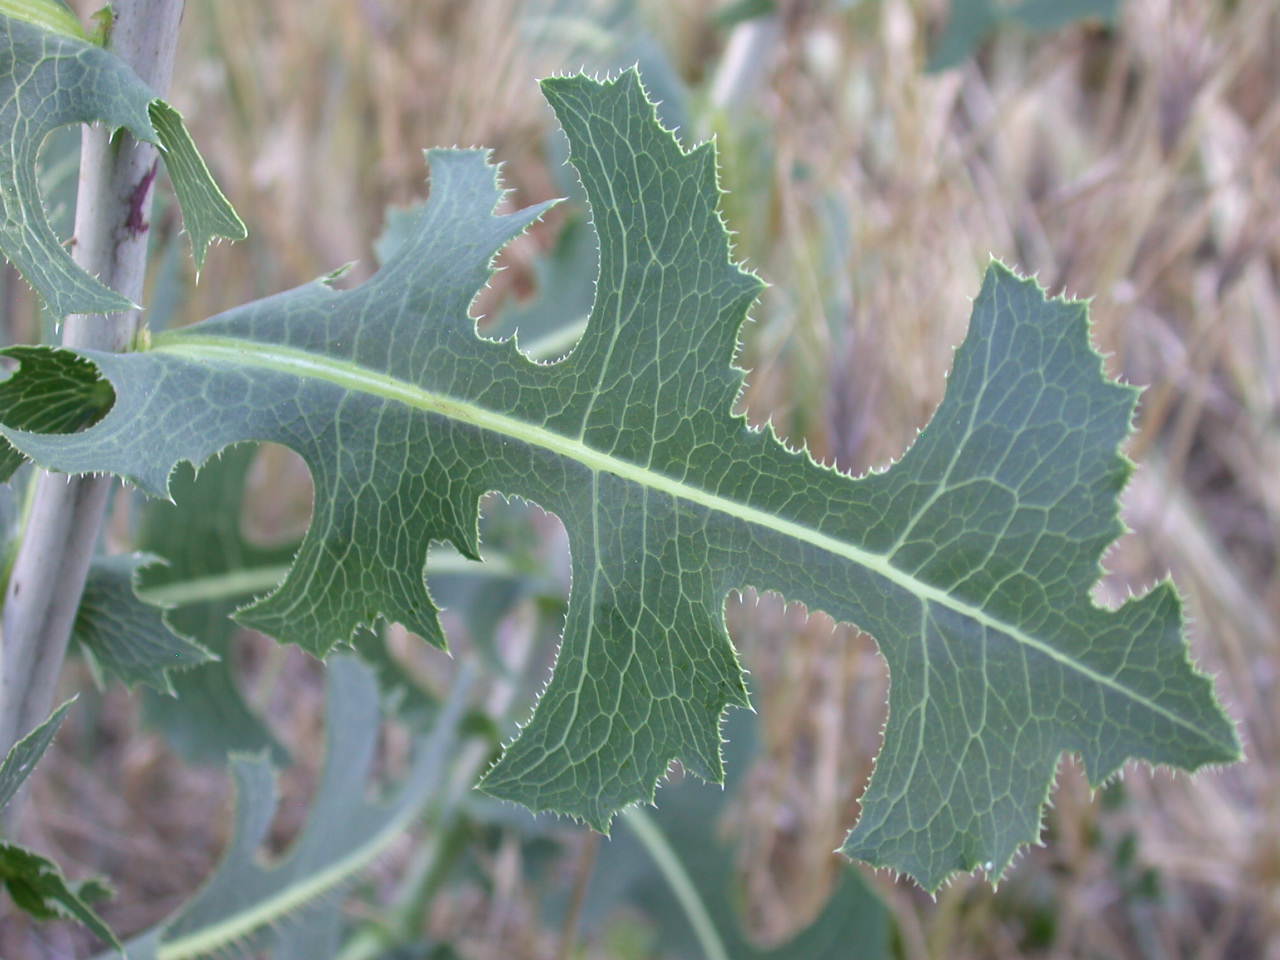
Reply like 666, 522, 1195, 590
0, 68, 1240, 892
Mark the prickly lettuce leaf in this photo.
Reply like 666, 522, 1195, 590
115, 656, 468, 959
0, 70, 1238, 890
0, 15, 244, 315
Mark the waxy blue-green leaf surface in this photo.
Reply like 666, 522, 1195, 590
0, 14, 245, 315
0, 70, 1239, 890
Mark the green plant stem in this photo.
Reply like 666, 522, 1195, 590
623, 806, 731, 960
0, 0, 186, 820
134, 549, 518, 608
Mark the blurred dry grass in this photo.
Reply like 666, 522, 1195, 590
6, 0, 1280, 956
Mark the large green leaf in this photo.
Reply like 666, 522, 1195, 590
113, 656, 469, 960
0, 70, 1238, 890
0, 14, 245, 315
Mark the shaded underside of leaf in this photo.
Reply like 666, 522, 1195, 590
0, 15, 244, 315
0, 347, 114, 481
73, 552, 215, 694
0, 69, 1239, 890
135, 448, 294, 765
0, 842, 120, 951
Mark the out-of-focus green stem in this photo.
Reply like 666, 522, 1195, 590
136, 549, 520, 608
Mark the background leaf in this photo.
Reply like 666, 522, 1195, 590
73, 552, 215, 694
0, 0, 87, 40
116, 655, 470, 960
136, 447, 294, 764
0, 842, 120, 952
0, 696, 72, 813
568, 705, 891, 959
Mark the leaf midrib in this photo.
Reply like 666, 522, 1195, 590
137, 550, 520, 608
155, 757, 439, 960
147, 334, 1206, 744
